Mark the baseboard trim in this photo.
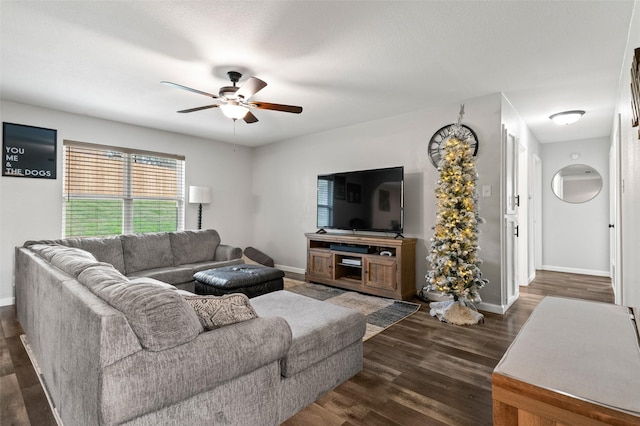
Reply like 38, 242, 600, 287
422, 290, 508, 315
0, 297, 15, 307
541, 265, 610, 277
476, 301, 509, 315
275, 264, 306, 275
278, 266, 508, 314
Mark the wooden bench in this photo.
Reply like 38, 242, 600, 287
492, 296, 640, 425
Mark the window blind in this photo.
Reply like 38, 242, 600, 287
63, 141, 185, 237
317, 177, 334, 228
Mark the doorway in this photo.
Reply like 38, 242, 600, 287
502, 126, 520, 309
610, 114, 622, 304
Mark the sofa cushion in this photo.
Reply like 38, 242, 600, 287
29, 244, 107, 277
51, 254, 110, 277
78, 266, 203, 351
185, 258, 244, 274
129, 276, 180, 290
252, 290, 366, 377
63, 236, 126, 274
126, 265, 194, 285
169, 229, 220, 265
129, 277, 197, 297
77, 263, 129, 293
183, 294, 258, 330
110, 282, 204, 352
28, 243, 75, 262
120, 232, 174, 274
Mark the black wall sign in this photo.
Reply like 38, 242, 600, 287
3, 122, 57, 179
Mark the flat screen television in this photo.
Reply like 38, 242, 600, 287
316, 166, 404, 234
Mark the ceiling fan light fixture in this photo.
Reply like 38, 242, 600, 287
549, 110, 585, 125
220, 102, 248, 120
163, 72, 302, 125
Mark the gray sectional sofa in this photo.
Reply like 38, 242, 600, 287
27, 229, 245, 292
15, 229, 366, 426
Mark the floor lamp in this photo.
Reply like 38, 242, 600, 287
189, 186, 211, 230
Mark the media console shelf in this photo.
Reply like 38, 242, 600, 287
305, 233, 417, 300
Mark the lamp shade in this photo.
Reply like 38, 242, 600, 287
189, 186, 211, 204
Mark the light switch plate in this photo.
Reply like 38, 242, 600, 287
482, 185, 492, 197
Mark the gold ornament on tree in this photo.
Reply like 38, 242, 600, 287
420, 105, 488, 325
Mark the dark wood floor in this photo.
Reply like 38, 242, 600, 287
1, 270, 613, 426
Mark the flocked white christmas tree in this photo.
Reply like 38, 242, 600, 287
422, 106, 488, 325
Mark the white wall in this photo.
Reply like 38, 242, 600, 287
541, 137, 610, 275
0, 92, 535, 312
0, 101, 255, 305
616, 0, 640, 307
251, 93, 506, 310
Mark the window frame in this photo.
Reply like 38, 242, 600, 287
63, 140, 185, 237
317, 176, 334, 228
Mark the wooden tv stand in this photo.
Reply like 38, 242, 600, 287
305, 233, 417, 300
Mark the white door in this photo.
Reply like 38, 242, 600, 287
505, 216, 519, 302
503, 126, 519, 309
610, 114, 622, 304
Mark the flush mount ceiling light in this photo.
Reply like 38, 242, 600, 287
549, 110, 585, 125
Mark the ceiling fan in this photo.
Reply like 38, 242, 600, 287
161, 71, 303, 123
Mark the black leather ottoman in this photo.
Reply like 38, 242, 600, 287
194, 264, 284, 298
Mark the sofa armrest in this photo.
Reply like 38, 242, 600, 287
215, 244, 242, 261
100, 316, 292, 425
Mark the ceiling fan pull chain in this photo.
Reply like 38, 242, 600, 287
232, 120, 237, 152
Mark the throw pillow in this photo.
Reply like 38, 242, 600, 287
183, 294, 258, 330
243, 246, 274, 267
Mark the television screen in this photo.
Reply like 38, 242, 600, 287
317, 166, 403, 233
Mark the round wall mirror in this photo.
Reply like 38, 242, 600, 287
551, 164, 602, 203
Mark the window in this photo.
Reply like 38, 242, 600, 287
63, 141, 185, 237
317, 176, 334, 228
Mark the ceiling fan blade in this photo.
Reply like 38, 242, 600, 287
243, 111, 259, 123
235, 77, 267, 100
161, 81, 218, 98
249, 101, 303, 114
177, 104, 220, 113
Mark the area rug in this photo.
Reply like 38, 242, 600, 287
20, 335, 63, 426
283, 278, 420, 341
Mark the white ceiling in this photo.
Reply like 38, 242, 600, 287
0, 1, 635, 147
